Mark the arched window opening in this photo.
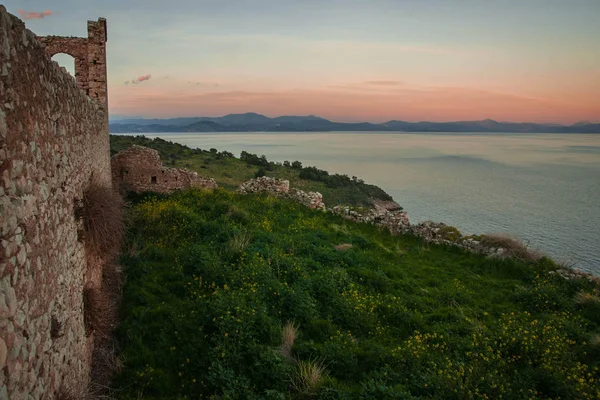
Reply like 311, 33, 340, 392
51, 53, 76, 77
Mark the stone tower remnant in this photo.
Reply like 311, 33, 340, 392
37, 18, 108, 107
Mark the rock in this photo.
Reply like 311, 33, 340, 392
334, 244, 353, 251
0, 337, 7, 370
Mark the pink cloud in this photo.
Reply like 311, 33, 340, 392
125, 74, 152, 85
18, 9, 53, 20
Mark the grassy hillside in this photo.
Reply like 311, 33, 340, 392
112, 189, 600, 399
110, 134, 392, 207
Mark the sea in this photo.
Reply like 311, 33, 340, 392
122, 132, 600, 274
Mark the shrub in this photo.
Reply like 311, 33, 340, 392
438, 225, 462, 242
576, 291, 600, 306
255, 167, 267, 178
480, 233, 542, 262
81, 176, 125, 258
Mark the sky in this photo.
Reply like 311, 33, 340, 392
7, 0, 600, 123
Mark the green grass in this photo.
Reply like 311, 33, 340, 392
110, 134, 392, 206
112, 189, 600, 399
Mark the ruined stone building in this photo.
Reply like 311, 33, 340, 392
1, 8, 111, 398
111, 146, 217, 193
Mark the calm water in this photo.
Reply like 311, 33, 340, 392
133, 132, 600, 274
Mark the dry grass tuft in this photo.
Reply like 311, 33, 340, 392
591, 334, 600, 347
334, 244, 353, 251
83, 286, 117, 340
82, 176, 125, 258
480, 233, 542, 262
56, 384, 88, 400
280, 321, 299, 361
576, 291, 600, 306
291, 359, 328, 395
88, 262, 124, 397
228, 231, 252, 256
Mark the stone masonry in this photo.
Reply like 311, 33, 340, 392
237, 176, 326, 210
1, 8, 110, 399
36, 18, 108, 107
111, 145, 217, 193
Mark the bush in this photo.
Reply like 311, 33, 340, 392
255, 167, 267, 178
480, 233, 542, 262
81, 176, 125, 258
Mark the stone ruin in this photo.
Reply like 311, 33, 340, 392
111, 145, 217, 193
331, 200, 410, 235
238, 176, 326, 210
36, 17, 108, 107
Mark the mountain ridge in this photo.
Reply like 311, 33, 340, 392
109, 113, 600, 133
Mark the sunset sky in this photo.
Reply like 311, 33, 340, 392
8, 0, 600, 123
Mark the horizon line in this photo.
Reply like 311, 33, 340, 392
108, 112, 597, 127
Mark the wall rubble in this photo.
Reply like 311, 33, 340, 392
238, 176, 326, 210
1, 7, 110, 398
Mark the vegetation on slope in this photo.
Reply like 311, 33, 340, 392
110, 134, 392, 207
113, 189, 600, 399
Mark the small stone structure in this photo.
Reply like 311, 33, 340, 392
1, 8, 111, 398
111, 145, 217, 193
238, 176, 326, 210
36, 17, 108, 106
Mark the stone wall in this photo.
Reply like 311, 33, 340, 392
37, 18, 108, 107
111, 145, 217, 193
1, 7, 110, 398
238, 176, 326, 210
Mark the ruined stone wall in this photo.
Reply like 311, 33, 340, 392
237, 176, 326, 210
0, 7, 110, 398
111, 145, 217, 193
37, 18, 108, 107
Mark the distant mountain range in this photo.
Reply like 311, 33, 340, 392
109, 113, 600, 133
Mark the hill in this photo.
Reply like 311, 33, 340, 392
110, 134, 393, 207
109, 113, 600, 133
111, 188, 600, 399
